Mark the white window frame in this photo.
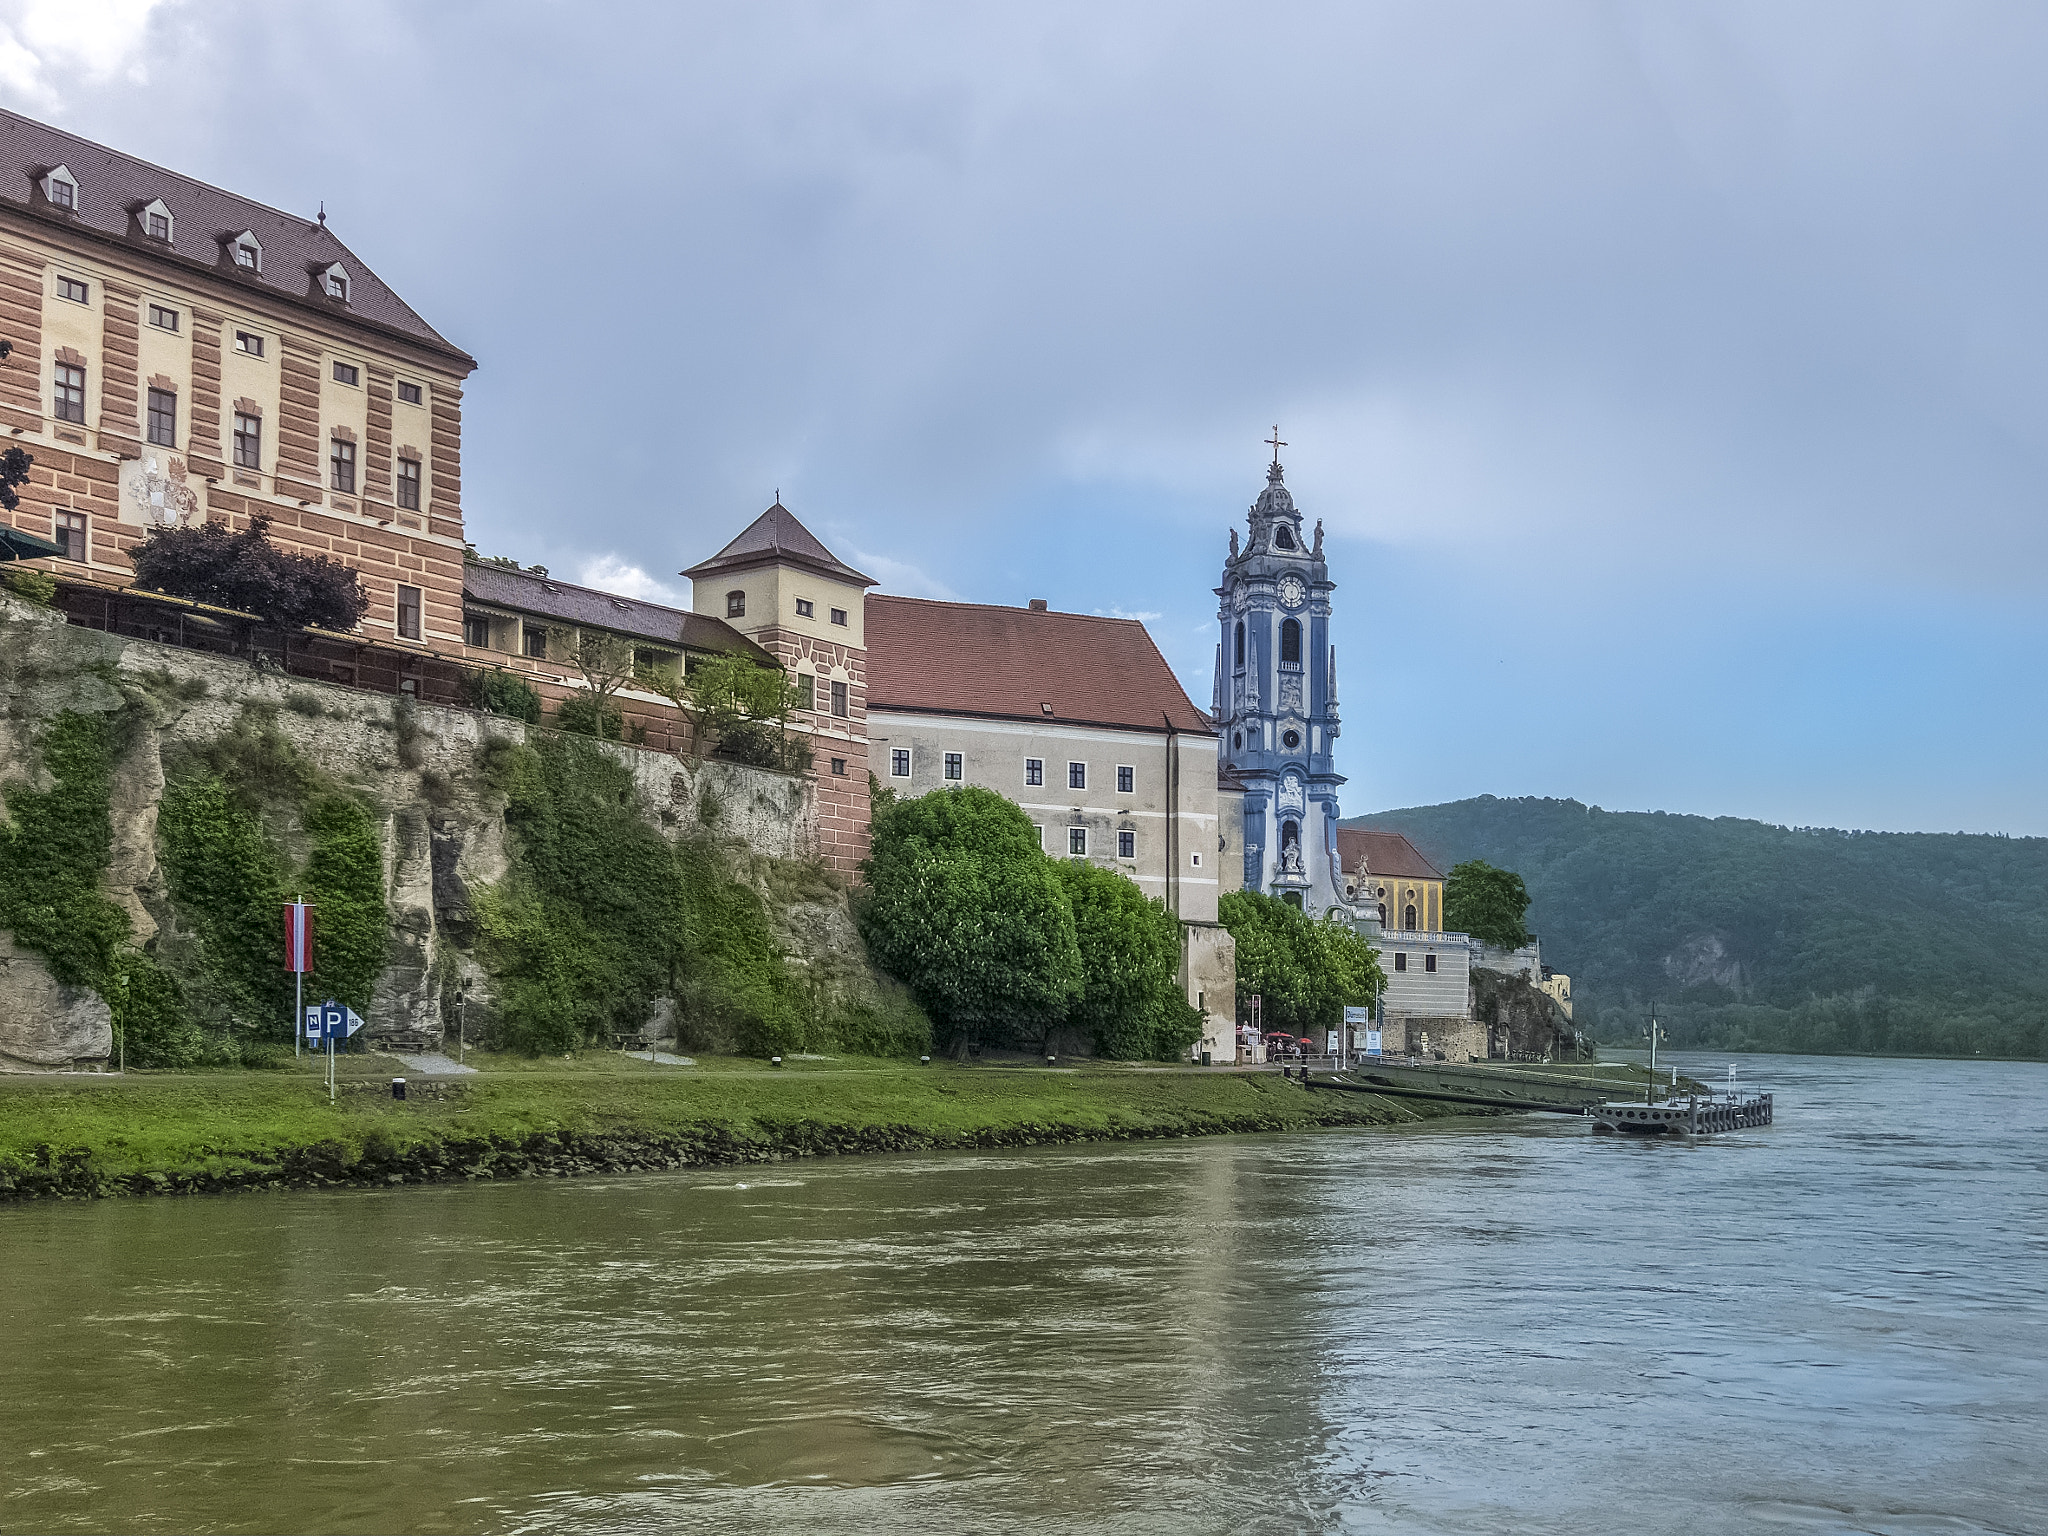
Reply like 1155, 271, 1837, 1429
1190, 851, 1202, 869
322, 263, 351, 301
1068, 826, 1088, 857
43, 166, 78, 209
230, 230, 263, 272
1118, 829, 1136, 859
141, 198, 174, 242
1068, 761, 1086, 791
943, 752, 963, 781
890, 748, 912, 778
1024, 757, 1043, 786
1116, 764, 1135, 794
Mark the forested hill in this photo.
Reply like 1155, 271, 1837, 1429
1343, 797, 2048, 1059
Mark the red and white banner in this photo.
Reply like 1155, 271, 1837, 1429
284, 903, 314, 973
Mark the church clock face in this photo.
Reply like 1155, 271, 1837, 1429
1277, 575, 1306, 610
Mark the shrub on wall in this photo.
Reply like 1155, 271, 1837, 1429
157, 713, 388, 1046
554, 694, 623, 740
464, 669, 543, 724
3, 565, 56, 606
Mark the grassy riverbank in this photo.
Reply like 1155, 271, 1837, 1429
0, 1054, 1482, 1200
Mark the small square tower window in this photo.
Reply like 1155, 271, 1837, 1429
830, 758, 847, 776
726, 591, 746, 618
795, 598, 814, 618
829, 607, 848, 626
397, 380, 423, 405
333, 361, 359, 386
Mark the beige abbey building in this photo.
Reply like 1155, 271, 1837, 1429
0, 110, 476, 666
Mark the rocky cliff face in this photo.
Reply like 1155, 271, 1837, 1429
0, 592, 864, 1067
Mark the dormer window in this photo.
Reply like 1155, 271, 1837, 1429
43, 166, 77, 210
321, 263, 350, 302
141, 198, 173, 241
229, 230, 262, 271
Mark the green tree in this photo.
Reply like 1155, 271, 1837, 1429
642, 652, 807, 770
1443, 858, 1531, 950
858, 786, 1081, 1050
1218, 890, 1385, 1038
1054, 858, 1203, 1060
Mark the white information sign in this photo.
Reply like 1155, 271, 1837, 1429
1365, 1030, 1383, 1057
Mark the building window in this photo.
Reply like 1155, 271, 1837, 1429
54, 512, 86, 561
1069, 827, 1088, 856
464, 614, 490, 647
333, 361, 360, 386
330, 438, 356, 493
1233, 620, 1244, 668
522, 626, 548, 659
1280, 617, 1301, 665
795, 598, 814, 618
48, 174, 76, 210
234, 330, 265, 357
397, 381, 423, 405
1034, 825, 1045, 850
1068, 762, 1086, 790
1377, 903, 1387, 926
54, 363, 85, 423
793, 673, 814, 710
147, 210, 170, 240
830, 607, 848, 626
1118, 830, 1136, 859
830, 680, 848, 718
1394, 952, 1408, 972
233, 239, 259, 270
326, 271, 349, 300
944, 752, 963, 781
1024, 757, 1043, 786
1404, 904, 1417, 931
147, 303, 179, 331
233, 412, 262, 469
1116, 765, 1134, 794
1191, 851, 1202, 868
396, 585, 422, 641
1425, 953, 1438, 973
726, 591, 746, 618
830, 757, 847, 776
395, 458, 421, 510
890, 748, 911, 778
146, 387, 177, 447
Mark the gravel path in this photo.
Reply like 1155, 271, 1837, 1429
387, 1052, 478, 1076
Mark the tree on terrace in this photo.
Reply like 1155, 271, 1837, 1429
1444, 859, 1531, 950
1218, 889, 1385, 1038
129, 515, 369, 631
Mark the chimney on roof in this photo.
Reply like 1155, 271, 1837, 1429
1028, 598, 1048, 611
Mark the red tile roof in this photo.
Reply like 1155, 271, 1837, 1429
680, 503, 874, 587
1336, 828, 1444, 881
865, 595, 1215, 735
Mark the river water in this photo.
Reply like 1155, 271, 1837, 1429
3, 1052, 2044, 1535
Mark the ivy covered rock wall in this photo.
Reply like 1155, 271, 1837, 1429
0, 592, 920, 1067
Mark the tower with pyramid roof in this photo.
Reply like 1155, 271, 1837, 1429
1213, 447, 1349, 916
682, 502, 876, 868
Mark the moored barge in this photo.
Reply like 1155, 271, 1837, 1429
1592, 1093, 1773, 1136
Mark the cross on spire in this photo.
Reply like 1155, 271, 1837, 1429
1266, 425, 1287, 469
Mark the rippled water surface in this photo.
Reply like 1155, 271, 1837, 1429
3, 1052, 2045, 1534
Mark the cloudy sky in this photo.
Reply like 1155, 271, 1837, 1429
11, 0, 2046, 833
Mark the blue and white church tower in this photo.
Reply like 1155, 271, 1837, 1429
1213, 437, 1351, 917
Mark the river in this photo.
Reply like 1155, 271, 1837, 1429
3, 1052, 2044, 1534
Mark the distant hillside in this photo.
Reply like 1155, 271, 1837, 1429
1343, 797, 2048, 1059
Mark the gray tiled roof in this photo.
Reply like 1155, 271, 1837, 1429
0, 109, 472, 363
680, 503, 875, 587
462, 561, 771, 661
